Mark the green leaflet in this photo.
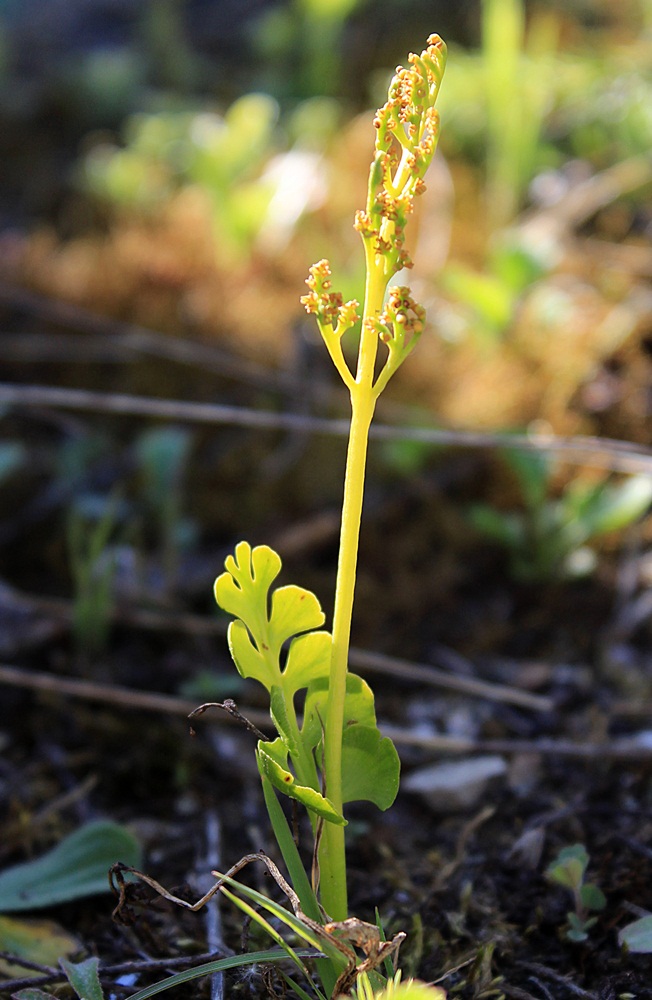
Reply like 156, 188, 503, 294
283, 630, 332, 690
341, 726, 400, 810
270, 686, 296, 753
227, 621, 331, 693
215, 542, 325, 671
545, 844, 589, 891
215, 542, 282, 633
256, 742, 345, 825
580, 883, 606, 911
215, 542, 399, 822
216, 543, 339, 822
302, 672, 377, 751
268, 585, 326, 652
227, 618, 270, 687
303, 673, 400, 811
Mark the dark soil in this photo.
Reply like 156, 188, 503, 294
2, 289, 652, 1000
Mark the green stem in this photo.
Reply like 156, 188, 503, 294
319, 257, 386, 921
284, 689, 321, 795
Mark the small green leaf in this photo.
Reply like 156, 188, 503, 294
282, 631, 331, 692
215, 543, 325, 685
548, 862, 577, 890
557, 843, 590, 866
580, 883, 606, 912
297, 672, 401, 811
339, 674, 378, 728
545, 844, 588, 891
566, 911, 597, 941
60, 956, 105, 1000
619, 915, 652, 953
548, 859, 583, 890
214, 541, 282, 635
228, 619, 272, 687
0, 820, 141, 912
269, 686, 298, 755
302, 672, 377, 753
256, 743, 345, 825
341, 726, 400, 810
268, 585, 325, 650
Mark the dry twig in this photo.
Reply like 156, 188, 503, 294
2, 382, 652, 473
1, 662, 650, 759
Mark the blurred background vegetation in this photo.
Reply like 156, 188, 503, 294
1, 0, 652, 643
2, 0, 651, 415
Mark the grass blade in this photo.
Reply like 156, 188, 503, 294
125, 948, 319, 1000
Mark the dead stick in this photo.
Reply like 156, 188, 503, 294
3, 590, 553, 711
0, 281, 286, 392
349, 647, 552, 712
1, 663, 650, 759
2, 381, 652, 473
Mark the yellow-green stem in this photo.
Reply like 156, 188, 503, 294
319, 258, 386, 920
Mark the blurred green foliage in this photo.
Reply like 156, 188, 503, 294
134, 424, 196, 589
81, 93, 281, 259
0, 441, 26, 484
439, 233, 552, 342
66, 492, 122, 659
252, 0, 368, 99
468, 449, 652, 581
438, 0, 652, 223
78, 89, 345, 265
72, 0, 652, 286
545, 844, 606, 943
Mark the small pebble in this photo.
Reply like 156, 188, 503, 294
402, 755, 508, 813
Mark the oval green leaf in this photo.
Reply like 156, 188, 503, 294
0, 820, 141, 912
269, 585, 325, 650
282, 630, 332, 693
619, 915, 652, 953
580, 883, 606, 911
60, 957, 104, 1000
228, 619, 274, 688
302, 672, 377, 753
341, 725, 400, 810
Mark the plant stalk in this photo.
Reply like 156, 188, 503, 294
319, 261, 385, 921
